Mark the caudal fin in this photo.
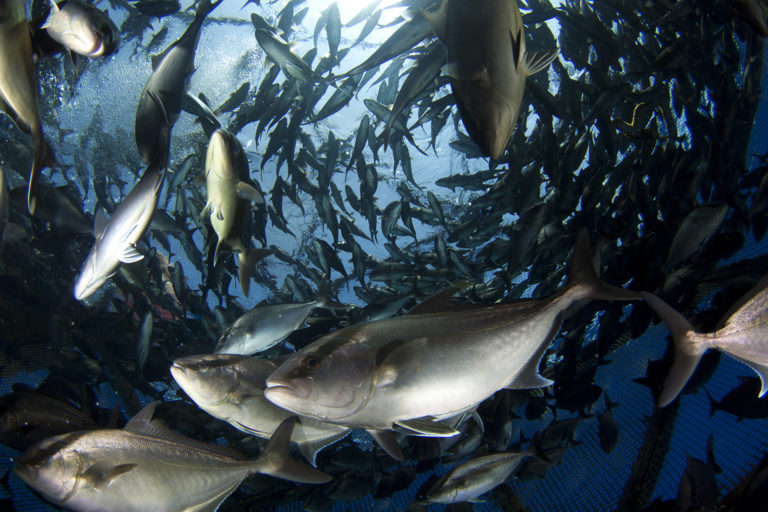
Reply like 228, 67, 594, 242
315, 279, 347, 310
237, 248, 273, 296
638, 291, 707, 407
567, 230, 642, 302
27, 135, 56, 215
253, 416, 332, 484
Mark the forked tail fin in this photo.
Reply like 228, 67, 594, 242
252, 416, 332, 483
638, 291, 706, 407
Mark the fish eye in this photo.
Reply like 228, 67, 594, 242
301, 355, 323, 371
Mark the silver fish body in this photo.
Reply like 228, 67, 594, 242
42, 0, 119, 58
135, 0, 220, 166
73, 165, 165, 301
14, 402, 330, 512
419, 450, 531, 503
214, 296, 327, 355
204, 128, 269, 296
171, 354, 350, 466
423, 0, 558, 160
265, 232, 637, 433
0, 0, 55, 214
254, 29, 322, 84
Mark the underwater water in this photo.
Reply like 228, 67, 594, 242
1, 0, 768, 510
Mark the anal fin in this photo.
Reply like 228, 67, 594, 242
394, 417, 459, 438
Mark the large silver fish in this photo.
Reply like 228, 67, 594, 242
417, 449, 533, 503
214, 285, 343, 355
423, 0, 558, 160
73, 162, 165, 301
171, 354, 351, 466
265, 231, 638, 436
135, 0, 221, 167
203, 128, 271, 296
640, 276, 768, 407
14, 402, 330, 512
41, 0, 119, 58
0, 0, 55, 215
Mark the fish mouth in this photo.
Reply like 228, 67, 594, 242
264, 377, 311, 401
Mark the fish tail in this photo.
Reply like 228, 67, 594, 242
27, 135, 55, 215
567, 230, 641, 302
315, 279, 346, 310
237, 248, 273, 296
196, 0, 222, 19
250, 416, 332, 484
638, 291, 707, 407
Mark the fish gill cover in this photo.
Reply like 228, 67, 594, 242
0, 0, 768, 511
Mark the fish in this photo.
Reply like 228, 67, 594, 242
0, 0, 56, 214
214, 284, 343, 355
383, 42, 446, 145
41, 0, 119, 58
640, 275, 768, 407
171, 354, 351, 466
133, 0, 181, 18
0, 390, 99, 452
338, 14, 433, 78
135, 0, 222, 168
264, 231, 639, 435
415, 448, 534, 503
135, 311, 153, 375
73, 162, 165, 301
254, 29, 326, 84
663, 202, 729, 270
422, 0, 559, 160
9, 183, 91, 233
726, 0, 768, 37
203, 128, 271, 296
14, 401, 331, 512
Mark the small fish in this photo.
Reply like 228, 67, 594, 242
74, 163, 165, 301
171, 354, 351, 466
0, 390, 99, 452
664, 202, 729, 270
42, 0, 119, 58
9, 183, 90, 233
254, 29, 326, 84
214, 284, 343, 355
135, 311, 153, 375
133, 0, 181, 18
14, 402, 331, 512
135, 0, 222, 167
640, 274, 768, 407
415, 448, 534, 503
203, 128, 271, 296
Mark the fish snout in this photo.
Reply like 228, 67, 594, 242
265, 376, 312, 402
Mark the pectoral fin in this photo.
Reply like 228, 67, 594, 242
236, 182, 265, 204
366, 429, 404, 461
120, 245, 144, 264
82, 462, 137, 489
523, 49, 559, 77
394, 417, 459, 437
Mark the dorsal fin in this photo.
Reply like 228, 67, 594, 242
93, 209, 108, 237
125, 401, 246, 460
